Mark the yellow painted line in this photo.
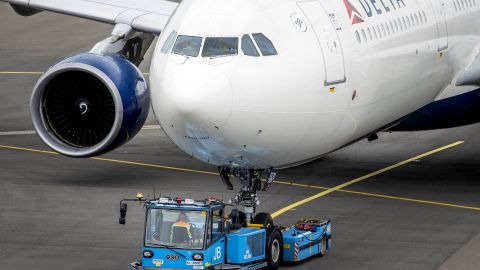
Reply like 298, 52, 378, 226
267, 181, 480, 211
274, 179, 480, 211
2, 142, 479, 213
271, 141, 465, 218
0, 71, 150, 75
273, 180, 329, 189
91, 157, 218, 176
0, 145, 59, 155
0, 145, 217, 176
339, 189, 480, 211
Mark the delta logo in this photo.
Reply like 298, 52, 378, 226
342, 0, 407, 25
343, 0, 365, 25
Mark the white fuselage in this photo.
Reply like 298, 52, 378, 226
148, 0, 480, 169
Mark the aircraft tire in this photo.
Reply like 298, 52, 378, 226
253, 212, 274, 227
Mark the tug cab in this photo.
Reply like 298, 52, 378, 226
137, 197, 227, 269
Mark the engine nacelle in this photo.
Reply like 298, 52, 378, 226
31, 53, 150, 157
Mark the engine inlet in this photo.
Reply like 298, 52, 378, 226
42, 71, 116, 147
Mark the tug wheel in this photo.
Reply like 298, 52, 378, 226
253, 212, 274, 227
319, 235, 327, 257
266, 230, 282, 269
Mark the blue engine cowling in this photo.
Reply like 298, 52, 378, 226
31, 53, 150, 157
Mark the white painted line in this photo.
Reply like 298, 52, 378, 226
0, 125, 161, 136
0, 130, 36, 136
142, 125, 161, 130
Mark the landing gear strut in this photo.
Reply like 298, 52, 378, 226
218, 167, 278, 225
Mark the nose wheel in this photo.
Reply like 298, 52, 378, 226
219, 167, 278, 225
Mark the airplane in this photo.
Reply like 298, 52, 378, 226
2, 0, 480, 218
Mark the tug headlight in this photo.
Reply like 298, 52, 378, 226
136, 193, 144, 200
143, 250, 154, 258
192, 253, 203, 261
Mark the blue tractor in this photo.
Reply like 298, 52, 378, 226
119, 194, 332, 270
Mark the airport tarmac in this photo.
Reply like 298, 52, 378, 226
1, 4, 480, 270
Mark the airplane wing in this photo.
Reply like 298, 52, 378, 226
456, 53, 480, 87
2, 0, 179, 34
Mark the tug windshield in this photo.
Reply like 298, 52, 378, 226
145, 209, 206, 249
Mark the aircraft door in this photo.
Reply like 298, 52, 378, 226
431, 0, 448, 51
298, 0, 346, 86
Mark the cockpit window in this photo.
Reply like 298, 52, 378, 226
160, 30, 177, 54
241, 34, 260, 57
202, 37, 238, 58
172, 35, 202, 57
252, 33, 278, 56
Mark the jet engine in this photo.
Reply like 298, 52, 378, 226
30, 53, 150, 157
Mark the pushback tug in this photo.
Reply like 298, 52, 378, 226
119, 193, 332, 270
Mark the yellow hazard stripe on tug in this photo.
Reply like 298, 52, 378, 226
247, 223, 264, 228
271, 141, 465, 218
294, 242, 299, 262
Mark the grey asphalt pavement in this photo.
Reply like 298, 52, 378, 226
1, 4, 480, 270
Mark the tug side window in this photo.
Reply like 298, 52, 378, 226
252, 33, 278, 56
211, 209, 224, 242
172, 35, 202, 57
205, 212, 212, 247
241, 34, 260, 57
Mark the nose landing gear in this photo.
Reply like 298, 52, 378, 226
218, 166, 278, 225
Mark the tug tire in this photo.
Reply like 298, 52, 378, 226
318, 235, 327, 257
266, 229, 282, 269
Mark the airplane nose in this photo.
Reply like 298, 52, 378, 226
167, 63, 232, 127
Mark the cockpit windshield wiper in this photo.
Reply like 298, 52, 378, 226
147, 243, 186, 258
